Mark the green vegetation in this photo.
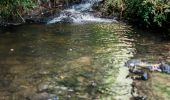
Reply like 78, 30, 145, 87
103, 0, 170, 27
0, 0, 80, 22
0, 0, 36, 22
0, 0, 170, 28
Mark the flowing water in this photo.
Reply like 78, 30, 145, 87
0, 0, 170, 100
47, 0, 115, 24
0, 23, 135, 100
0, 22, 170, 100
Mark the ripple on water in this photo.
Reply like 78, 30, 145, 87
0, 23, 136, 100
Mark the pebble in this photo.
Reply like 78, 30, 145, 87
10, 48, 14, 52
78, 93, 88, 99
77, 56, 91, 65
37, 82, 49, 92
31, 92, 49, 100
69, 48, 72, 51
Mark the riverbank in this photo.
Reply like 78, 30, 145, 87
1, 0, 170, 35
0, 7, 61, 27
94, 0, 170, 34
0, 0, 84, 28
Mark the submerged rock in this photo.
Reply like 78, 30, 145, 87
0, 22, 22, 28
78, 93, 89, 99
125, 59, 143, 67
160, 62, 170, 74
31, 92, 50, 100
60, 17, 74, 23
76, 56, 91, 65
37, 82, 49, 92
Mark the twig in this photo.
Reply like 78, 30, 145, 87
17, 10, 25, 23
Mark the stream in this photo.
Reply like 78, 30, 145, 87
0, 22, 170, 100
0, 23, 134, 100
0, 0, 170, 100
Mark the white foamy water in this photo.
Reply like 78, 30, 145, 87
47, 0, 116, 24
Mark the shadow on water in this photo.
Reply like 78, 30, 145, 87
0, 22, 170, 100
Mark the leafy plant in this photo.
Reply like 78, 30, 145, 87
0, 0, 36, 21
125, 0, 170, 27
103, 0, 170, 27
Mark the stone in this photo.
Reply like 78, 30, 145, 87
78, 93, 89, 99
31, 92, 49, 100
10, 48, 14, 52
37, 82, 49, 92
76, 56, 91, 65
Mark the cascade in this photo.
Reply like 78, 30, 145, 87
47, 0, 115, 24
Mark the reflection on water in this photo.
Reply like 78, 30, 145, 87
0, 23, 146, 100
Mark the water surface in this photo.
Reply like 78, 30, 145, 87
0, 23, 170, 100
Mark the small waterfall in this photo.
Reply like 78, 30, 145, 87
47, 0, 116, 24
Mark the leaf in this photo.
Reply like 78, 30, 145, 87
164, 9, 170, 13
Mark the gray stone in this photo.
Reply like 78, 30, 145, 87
37, 82, 49, 92
31, 92, 49, 100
